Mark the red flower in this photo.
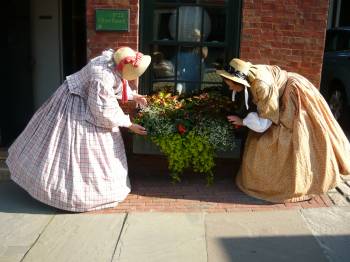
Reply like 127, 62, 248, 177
177, 124, 186, 135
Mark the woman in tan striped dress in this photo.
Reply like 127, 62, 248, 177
217, 58, 350, 203
6, 47, 151, 212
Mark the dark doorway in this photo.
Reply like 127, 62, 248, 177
62, 0, 87, 76
1, 0, 86, 147
2, 0, 34, 147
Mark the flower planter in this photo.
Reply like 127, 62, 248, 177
132, 134, 241, 159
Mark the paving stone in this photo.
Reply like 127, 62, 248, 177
206, 210, 327, 262
344, 180, 350, 187
23, 213, 126, 262
336, 183, 350, 196
0, 213, 53, 262
301, 207, 350, 262
113, 213, 206, 262
327, 193, 350, 207
328, 188, 338, 193
341, 175, 350, 181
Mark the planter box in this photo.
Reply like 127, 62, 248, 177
132, 135, 241, 159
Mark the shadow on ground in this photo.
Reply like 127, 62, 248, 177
128, 171, 272, 206
0, 181, 61, 214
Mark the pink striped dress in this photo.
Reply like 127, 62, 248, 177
6, 49, 135, 212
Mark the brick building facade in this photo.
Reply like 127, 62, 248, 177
240, 0, 329, 87
87, 0, 329, 88
87, 0, 140, 57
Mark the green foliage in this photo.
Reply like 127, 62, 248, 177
152, 131, 215, 185
134, 89, 239, 184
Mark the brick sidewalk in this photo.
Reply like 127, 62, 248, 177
0, 150, 345, 213
96, 174, 334, 213
93, 154, 335, 213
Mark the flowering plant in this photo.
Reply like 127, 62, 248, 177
134, 88, 241, 184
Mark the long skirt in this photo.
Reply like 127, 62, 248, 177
236, 73, 350, 203
6, 83, 131, 212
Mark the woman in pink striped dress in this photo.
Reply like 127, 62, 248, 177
6, 47, 151, 212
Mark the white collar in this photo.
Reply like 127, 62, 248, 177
102, 49, 114, 60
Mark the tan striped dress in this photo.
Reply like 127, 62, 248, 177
236, 65, 350, 203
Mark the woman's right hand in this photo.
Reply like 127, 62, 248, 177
227, 115, 243, 128
129, 123, 147, 135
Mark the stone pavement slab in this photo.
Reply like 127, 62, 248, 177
0, 213, 53, 262
301, 207, 350, 262
22, 213, 126, 262
205, 210, 328, 262
113, 213, 207, 262
0, 182, 57, 261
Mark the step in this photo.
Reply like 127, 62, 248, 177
0, 148, 7, 160
0, 149, 10, 181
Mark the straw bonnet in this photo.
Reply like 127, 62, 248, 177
114, 47, 151, 80
216, 58, 251, 87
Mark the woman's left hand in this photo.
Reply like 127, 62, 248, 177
227, 115, 243, 127
133, 94, 148, 107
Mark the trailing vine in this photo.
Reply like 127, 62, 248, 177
152, 131, 215, 185
134, 88, 239, 184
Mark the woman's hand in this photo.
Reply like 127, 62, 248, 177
129, 123, 147, 136
133, 94, 147, 107
227, 115, 243, 128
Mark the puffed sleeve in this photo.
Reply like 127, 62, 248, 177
86, 78, 132, 129
250, 78, 280, 124
243, 112, 272, 132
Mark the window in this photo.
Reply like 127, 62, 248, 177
325, 29, 350, 52
140, 0, 242, 95
335, 31, 350, 51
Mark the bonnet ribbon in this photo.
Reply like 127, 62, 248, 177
244, 86, 249, 110
232, 87, 249, 109
115, 52, 143, 104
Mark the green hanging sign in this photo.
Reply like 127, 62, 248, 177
95, 9, 130, 32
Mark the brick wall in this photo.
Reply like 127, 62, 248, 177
240, 0, 329, 87
86, 0, 140, 110
86, 0, 139, 59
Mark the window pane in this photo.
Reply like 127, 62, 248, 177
153, 82, 175, 93
203, 46, 225, 77
205, 8, 226, 42
177, 46, 203, 93
170, 6, 211, 42
152, 45, 177, 80
156, 0, 178, 3
335, 32, 350, 51
202, 47, 225, 89
179, 0, 197, 3
325, 31, 336, 52
153, 7, 176, 40
180, 0, 227, 5
175, 82, 201, 95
